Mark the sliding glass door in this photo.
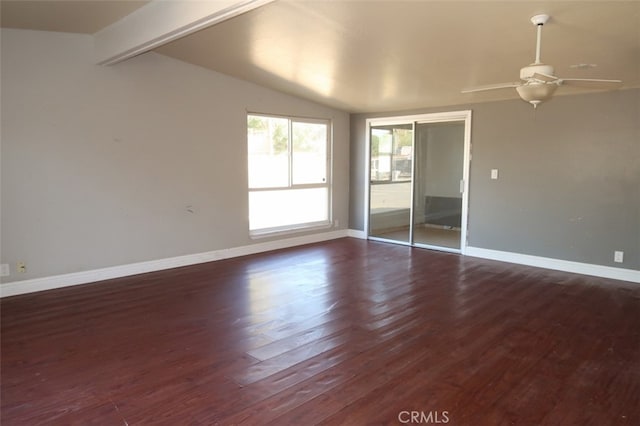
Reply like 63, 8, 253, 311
412, 122, 465, 249
368, 124, 414, 243
366, 112, 471, 253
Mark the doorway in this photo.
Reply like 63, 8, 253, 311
366, 111, 471, 253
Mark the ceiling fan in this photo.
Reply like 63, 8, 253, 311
462, 14, 623, 108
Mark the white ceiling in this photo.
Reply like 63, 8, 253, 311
2, 1, 639, 113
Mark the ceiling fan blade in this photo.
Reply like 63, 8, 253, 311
559, 78, 623, 89
461, 82, 520, 93
532, 72, 558, 83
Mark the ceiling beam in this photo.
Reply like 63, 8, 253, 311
94, 0, 275, 65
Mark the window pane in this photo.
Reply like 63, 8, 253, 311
248, 115, 289, 188
249, 188, 329, 231
374, 129, 392, 154
292, 121, 327, 185
372, 155, 391, 181
371, 129, 392, 182
392, 128, 412, 182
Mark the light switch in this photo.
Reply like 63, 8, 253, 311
491, 169, 499, 180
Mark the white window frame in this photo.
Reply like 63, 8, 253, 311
247, 113, 332, 237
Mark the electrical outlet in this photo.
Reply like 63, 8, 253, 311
334, 219, 340, 228
614, 251, 624, 263
17, 262, 26, 273
0, 264, 9, 277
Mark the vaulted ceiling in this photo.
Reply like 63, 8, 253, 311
2, 1, 639, 113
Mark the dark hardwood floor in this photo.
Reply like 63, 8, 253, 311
2, 238, 639, 425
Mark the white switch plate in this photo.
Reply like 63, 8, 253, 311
491, 169, 499, 180
0, 264, 9, 277
614, 251, 624, 263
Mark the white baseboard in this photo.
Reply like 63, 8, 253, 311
4, 234, 636, 298
347, 229, 367, 239
0, 229, 351, 298
466, 246, 640, 284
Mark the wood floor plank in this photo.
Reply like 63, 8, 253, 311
2, 238, 639, 425
229, 326, 364, 387
226, 323, 445, 425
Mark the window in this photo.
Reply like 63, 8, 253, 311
370, 126, 413, 182
248, 114, 331, 235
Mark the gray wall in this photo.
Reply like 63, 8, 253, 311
419, 123, 464, 199
1, 29, 350, 282
413, 122, 464, 223
351, 89, 640, 270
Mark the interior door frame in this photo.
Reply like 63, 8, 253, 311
364, 110, 472, 254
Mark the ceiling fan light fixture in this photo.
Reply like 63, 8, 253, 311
460, 13, 622, 109
516, 83, 558, 108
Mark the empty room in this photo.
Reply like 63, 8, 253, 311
1, 1, 639, 425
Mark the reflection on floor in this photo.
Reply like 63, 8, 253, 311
371, 225, 461, 249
